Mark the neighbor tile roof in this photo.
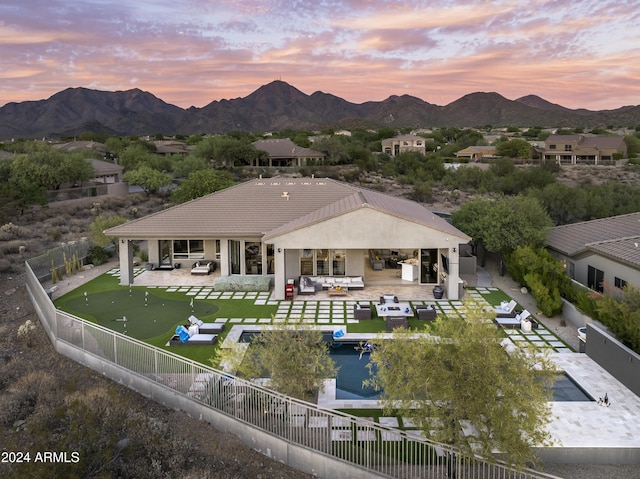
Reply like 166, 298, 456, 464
252, 139, 323, 158
105, 177, 470, 241
547, 212, 640, 256
587, 236, 640, 268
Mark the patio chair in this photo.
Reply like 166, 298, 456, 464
415, 304, 437, 321
353, 303, 372, 320
494, 300, 518, 317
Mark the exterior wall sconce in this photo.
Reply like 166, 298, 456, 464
452, 247, 457, 253
277, 248, 282, 253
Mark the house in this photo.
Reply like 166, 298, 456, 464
152, 140, 194, 156
105, 177, 471, 300
542, 135, 627, 165
381, 135, 427, 157
251, 138, 325, 167
546, 212, 640, 292
454, 146, 497, 161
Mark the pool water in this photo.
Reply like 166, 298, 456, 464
238, 332, 594, 402
331, 343, 594, 402
330, 343, 380, 400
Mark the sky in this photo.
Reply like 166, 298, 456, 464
1, 0, 639, 111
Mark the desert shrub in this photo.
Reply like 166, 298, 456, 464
0, 258, 12, 273
1, 239, 23, 254
86, 245, 109, 266
47, 213, 71, 227
0, 371, 55, 427
46, 228, 63, 241
0, 222, 27, 239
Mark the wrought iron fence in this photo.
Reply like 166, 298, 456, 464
25, 258, 559, 479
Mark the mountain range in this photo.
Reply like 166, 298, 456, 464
0, 80, 638, 139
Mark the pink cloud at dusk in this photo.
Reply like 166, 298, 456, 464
0, 0, 639, 111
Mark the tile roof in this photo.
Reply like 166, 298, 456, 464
252, 139, 323, 158
547, 212, 640, 256
105, 177, 470, 241
587, 236, 640, 268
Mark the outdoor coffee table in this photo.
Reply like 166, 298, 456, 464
376, 302, 414, 317
327, 286, 348, 296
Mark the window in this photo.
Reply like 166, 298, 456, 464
564, 144, 572, 151
615, 277, 627, 289
316, 249, 330, 275
549, 144, 556, 150
332, 249, 346, 276
587, 265, 604, 293
173, 239, 204, 259
300, 249, 346, 276
229, 240, 240, 274
300, 249, 314, 276
245, 242, 262, 275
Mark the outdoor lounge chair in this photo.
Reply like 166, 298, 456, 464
188, 315, 226, 334
494, 300, 518, 317
172, 325, 218, 345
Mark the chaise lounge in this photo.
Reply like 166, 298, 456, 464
170, 325, 218, 345
188, 315, 226, 334
494, 300, 518, 317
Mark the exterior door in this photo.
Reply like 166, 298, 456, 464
159, 240, 172, 266
587, 265, 604, 293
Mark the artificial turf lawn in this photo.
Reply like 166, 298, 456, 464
64, 289, 220, 340
54, 273, 279, 364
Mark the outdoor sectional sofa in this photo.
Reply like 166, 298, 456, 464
298, 275, 365, 295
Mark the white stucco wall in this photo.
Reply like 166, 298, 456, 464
267, 207, 467, 250
269, 209, 468, 299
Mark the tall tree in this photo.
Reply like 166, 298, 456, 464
171, 169, 235, 203
366, 300, 555, 468
122, 165, 172, 196
452, 195, 552, 273
216, 326, 337, 401
89, 214, 128, 250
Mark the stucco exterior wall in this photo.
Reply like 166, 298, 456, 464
573, 253, 640, 290
268, 208, 466, 250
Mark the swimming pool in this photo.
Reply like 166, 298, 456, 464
238, 332, 594, 402
330, 341, 595, 402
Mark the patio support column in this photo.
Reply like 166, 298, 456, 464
273, 246, 286, 300
118, 239, 134, 286
446, 246, 460, 300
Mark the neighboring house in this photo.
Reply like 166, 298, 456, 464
251, 139, 325, 167
381, 134, 427, 157
454, 146, 497, 161
542, 135, 627, 165
89, 158, 124, 185
546, 212, 640, 292
153, 140, 193, 156
53, 140, 105, 153
105, 177, 471, 300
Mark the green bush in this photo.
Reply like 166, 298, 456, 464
86, 245, 108, 266
524, 273, 563, 316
